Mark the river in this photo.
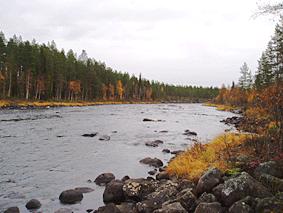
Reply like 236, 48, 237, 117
0, 103, 236, 212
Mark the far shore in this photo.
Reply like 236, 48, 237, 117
0, 99, 164, 109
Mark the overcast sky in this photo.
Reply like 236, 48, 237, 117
0, 0, 279, 87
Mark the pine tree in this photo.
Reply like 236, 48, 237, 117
239, 62, 253, 89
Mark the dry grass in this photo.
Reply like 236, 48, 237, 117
0, 99, 158, 108
167, 133, 252, 180
203, 103, 238, 111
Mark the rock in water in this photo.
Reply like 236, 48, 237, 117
145, 140, 164, 147
25, 199, 41, 210
139, 157, 163, 168
4, 207, 20, 213
99, 135, 111, 141
103, 180, 125, 203
82, 133, 98, 137
143, 118, 155, 122
95, 173, 115, 186
162, 149, 170, 153
59, 189, 83, 204
183, 129, 197, 136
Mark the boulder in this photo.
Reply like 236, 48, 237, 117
255, 192, 283, 213
94, 203, 121, 213
177, 179, 195, 191
4, 207, 20, 213
74, 187, 94, 193
153, 202, 187, 213
175, 188, 197, 211
170, 150, 184, 155
195, 202, 224, 213
123, 178, 158, 201
258, 173, 283, 193
25, 199, 41, 210
95, 173, 115, 186
148, 170, 157, 175
82, 133, 98, 137
197, 192, 217, 204
140, 157, 163, 168
229, 200, 253, 213
156, 171, 170, 180
196, 168, 223, 195
145, 140, 164, 147
162, 149, 170, 153
183, 129, 197, 136
212, 172, 272, 206
121, 175, 130, 182
54, 208, 74, 213
99, 135, 111, 141
59, 189, 83, 204
116, 202, 138, 213
135, 181, 178, 212
254, 161, 283, 178
103, 180, 125, 203
143, 118, 155, 122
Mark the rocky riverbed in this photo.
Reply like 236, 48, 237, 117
3, 103, 273, 212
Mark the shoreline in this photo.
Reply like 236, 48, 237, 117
0, 99, 207, 109
0, 100, 161, 109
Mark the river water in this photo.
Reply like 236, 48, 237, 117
0, 104, 235, 212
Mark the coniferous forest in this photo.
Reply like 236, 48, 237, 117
0, 33, 218, 102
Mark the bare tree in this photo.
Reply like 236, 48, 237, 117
254, 1, 283, 17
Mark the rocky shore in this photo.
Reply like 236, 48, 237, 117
4, 157, 283, 213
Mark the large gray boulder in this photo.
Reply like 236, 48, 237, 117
59, 189, 83, 204
254, 161, 283, 178
123, 178, 158, 201
255, 192, 283, 213
258, 173, 283, 193
4, 207, 20, 213
25, 199, 41, 210
212, 172, 272, 206
228, 200, 253, 213
95, 173, 115, 186
94, 203, 121, 213
103, 180, 125, 203
140, 157, 163, 168
196, 168, 223, 195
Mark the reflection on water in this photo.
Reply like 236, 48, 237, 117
0, 104, 235, 212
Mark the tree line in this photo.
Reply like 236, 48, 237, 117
0, 33, 218, 102
214, 16, 283, 151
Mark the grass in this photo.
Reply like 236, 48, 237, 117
167, 133, 252, 180
203, 103, 238, 111
0, 99, 158, 108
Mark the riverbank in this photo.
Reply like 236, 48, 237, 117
0, 99, 160, 109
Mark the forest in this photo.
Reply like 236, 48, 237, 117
0, 33, 218, 102
214, 16, 283, 151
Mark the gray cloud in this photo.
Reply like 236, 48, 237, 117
0, 0, 277, 86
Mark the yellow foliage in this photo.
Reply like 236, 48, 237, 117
204, 103, 237, 112
0, 99, 159, 108
167, 133, 251, 180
